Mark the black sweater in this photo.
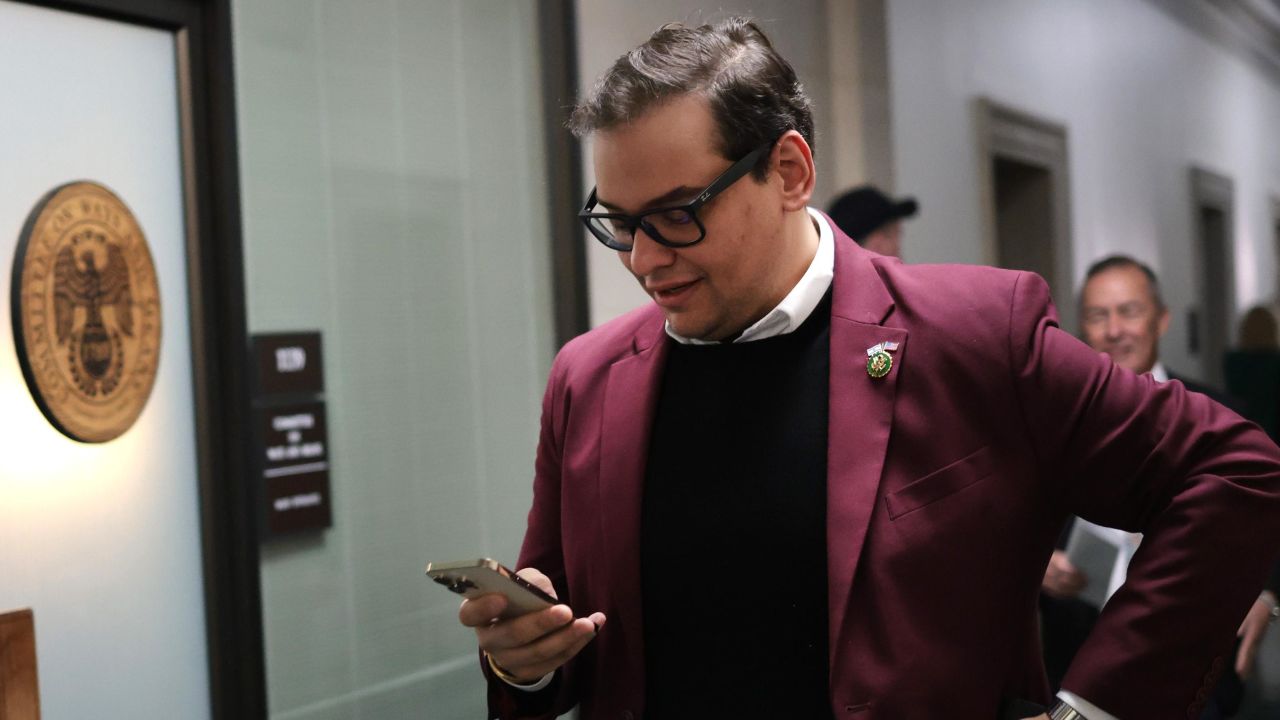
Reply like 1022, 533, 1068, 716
641, 292, 835, 719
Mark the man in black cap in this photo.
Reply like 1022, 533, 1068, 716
827, 184, 918, 258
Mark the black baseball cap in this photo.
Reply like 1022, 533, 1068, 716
827, 185, 919, 242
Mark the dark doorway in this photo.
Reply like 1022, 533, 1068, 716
1273, 197, 1280, 302
994, 156, 1056, 290
978, 99, 1074, 331
1198, 205, 1230, 386
1189, 167, 1235, 389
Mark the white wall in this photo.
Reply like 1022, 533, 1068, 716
888, 0, 1280, 379
575, 0, 834, 326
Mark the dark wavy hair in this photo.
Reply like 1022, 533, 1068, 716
567, 18, 814, 180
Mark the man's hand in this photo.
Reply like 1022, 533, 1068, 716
459, 567, 606, 684
1041, 550, 1088, 599
1019, 715, 1049, 720
1235, 593, 1276, 677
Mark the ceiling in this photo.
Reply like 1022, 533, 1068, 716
1146, 0, 1280, 85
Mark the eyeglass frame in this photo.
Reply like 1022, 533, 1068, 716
577, 139, 776, 251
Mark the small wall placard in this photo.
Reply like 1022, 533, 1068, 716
253, 332, 323, 397
260, 401, 332, 535
251, 332, 332, 537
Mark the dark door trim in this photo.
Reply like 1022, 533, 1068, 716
14, 1, 264, 718
1189, 166, 1237, 387
538, 0, 590, 347
1271, 195, 1280, 300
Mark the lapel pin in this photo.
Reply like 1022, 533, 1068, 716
866, 341, 899, 379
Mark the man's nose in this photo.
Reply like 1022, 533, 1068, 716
626, 225, 676, 277
1105, 313, 1124, 339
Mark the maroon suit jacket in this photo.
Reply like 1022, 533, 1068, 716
488, 226, 1280, 720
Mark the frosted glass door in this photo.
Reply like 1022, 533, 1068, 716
0, 2, 210, 717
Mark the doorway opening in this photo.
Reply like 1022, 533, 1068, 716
994, 157, 1055, 290
1272, 196, 1280, 305
978, 99, 1074, 331
1189, 167, 1235, 388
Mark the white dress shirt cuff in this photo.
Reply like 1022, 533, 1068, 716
502, 670, 554, 692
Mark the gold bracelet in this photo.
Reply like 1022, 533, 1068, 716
485, 651, 535, 685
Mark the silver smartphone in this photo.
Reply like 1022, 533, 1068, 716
426, 558, 557, 620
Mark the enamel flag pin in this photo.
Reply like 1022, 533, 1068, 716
866, 340, 899, 379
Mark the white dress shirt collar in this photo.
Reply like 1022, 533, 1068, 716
1149, 361, 1169, 383
665, 207, 835, 345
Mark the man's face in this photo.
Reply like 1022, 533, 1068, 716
1079, 265, 1170, 374
592, 95, 790, 341
861, 221, 902, 258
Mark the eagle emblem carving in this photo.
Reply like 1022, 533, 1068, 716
55, 230, 134, 396
12, 181, 162, 443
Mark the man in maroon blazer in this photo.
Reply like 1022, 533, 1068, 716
458, 18, 1280, 720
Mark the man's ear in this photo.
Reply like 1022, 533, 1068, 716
1156, 306, 1171, 339
772, 130, 815, 211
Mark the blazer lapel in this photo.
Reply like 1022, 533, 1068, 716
825, 226, 906, 648
599, 315, 668, 673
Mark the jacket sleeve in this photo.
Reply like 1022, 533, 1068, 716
484, 351, 581, 720
1006, 272, 1280, 720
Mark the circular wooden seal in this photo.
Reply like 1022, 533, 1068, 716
11, 181, 162, 443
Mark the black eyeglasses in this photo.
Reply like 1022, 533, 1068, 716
578, 140, 775, 251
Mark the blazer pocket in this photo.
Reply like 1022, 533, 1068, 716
885, 445, 993, 520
